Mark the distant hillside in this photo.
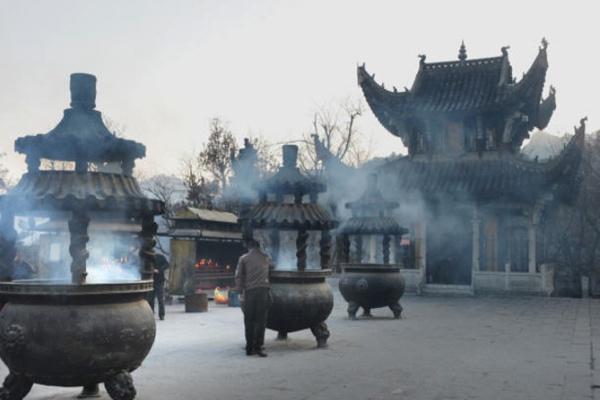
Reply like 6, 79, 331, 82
522, 131, 570, 161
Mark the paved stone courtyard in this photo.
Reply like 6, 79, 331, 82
3, 280, 600, 400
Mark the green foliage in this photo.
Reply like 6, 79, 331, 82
198, 118, 237, 192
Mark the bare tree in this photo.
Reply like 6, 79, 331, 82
249, 136, 280, 178
198, 118, 237, 192
140, 174, 185, 229
298, 98, 371, 174
102, 115, 126, 138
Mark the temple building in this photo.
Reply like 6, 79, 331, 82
357, 40, 584, 295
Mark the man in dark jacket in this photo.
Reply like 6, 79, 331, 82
150, 253, 169, 320
235, 239, 271, 357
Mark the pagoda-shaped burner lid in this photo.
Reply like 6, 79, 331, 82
346, 174, 399, 214
1, 73, 163, 215
342, 174, 406, 236
14, 73, 145, 165
244, 145, 336, 230
259, 145, 326, 196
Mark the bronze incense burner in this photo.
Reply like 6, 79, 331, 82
0, 73, 163, 400
338, 174, 406, 319
241, 145, 337, 347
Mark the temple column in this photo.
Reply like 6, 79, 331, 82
528, 218, 537, 274
528, 221, 536, 274
0, 209, 17, 281
471, 208, 481, 272
416, 221, 426, 270
319, 229, 332, 269
139, 214, 158, 280
528, 203, 543, 274
416, 220, 426, 289
69, 209, 90, 284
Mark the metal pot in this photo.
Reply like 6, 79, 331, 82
267, 270, 333, 347
339, 264, 405, 319
0, 280, 155, 400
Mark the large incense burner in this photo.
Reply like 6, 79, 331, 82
339, 174, 406, 319
241, 145, 337, 347
0, 74, 163, 400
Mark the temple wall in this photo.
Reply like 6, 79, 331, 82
401, 268, 423, 293
473, 266, 553, 296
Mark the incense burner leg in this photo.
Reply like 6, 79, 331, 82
390, 302, 403, 319
104, 371, 136, 400
78, 383, 100, 398
0, 373, 33, 400
310, 322, 330, 348
361, 307, 372, 317
276, 331, 288, 341
347, 301, 359, 320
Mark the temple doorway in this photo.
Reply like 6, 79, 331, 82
426, 208, 472, 285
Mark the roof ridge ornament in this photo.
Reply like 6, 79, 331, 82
418, 54, 426, 65
458, 41, 467, 61
575, 116, 588, 136
540, 37, 548, 51
501, 45, 510, 57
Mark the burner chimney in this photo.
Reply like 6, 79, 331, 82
282, 145, 298, 168
70, 73, 97, 110
367, 173, 379, 191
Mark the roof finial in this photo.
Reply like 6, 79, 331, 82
575, 116, 588, 136
501, 45, 510, 57
418, 54, 426, 65
458, 40, 467, 61
541, 37, 548, 50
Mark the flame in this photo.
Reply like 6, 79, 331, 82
194, 258, 220, 270
214, 286, 228, 304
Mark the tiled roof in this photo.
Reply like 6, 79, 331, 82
378, 129, 584, 203
410, 57, 506, 112
2, 171, 163, 214
243, 202, 337, 230
173, 207, 238, 224
358, 43, 554, 139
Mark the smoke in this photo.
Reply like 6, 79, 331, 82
253, 228, 322, 270
10, 212, 144, 283
86, 261, 141, 283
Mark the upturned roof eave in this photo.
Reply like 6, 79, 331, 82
358, 41, 550, 134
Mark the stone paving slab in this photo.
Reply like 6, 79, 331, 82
0, 284, 597, 400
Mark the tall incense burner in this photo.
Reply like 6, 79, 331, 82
241, 145, 337, 347
339, 174, 407, 319
0, 74, 163, 400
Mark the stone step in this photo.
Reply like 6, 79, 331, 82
422, 284, 474, 296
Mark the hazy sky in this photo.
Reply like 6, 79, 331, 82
0, 1, 597, 179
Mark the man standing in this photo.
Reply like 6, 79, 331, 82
150, 253, 169, 320
235, 239, 271, 357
